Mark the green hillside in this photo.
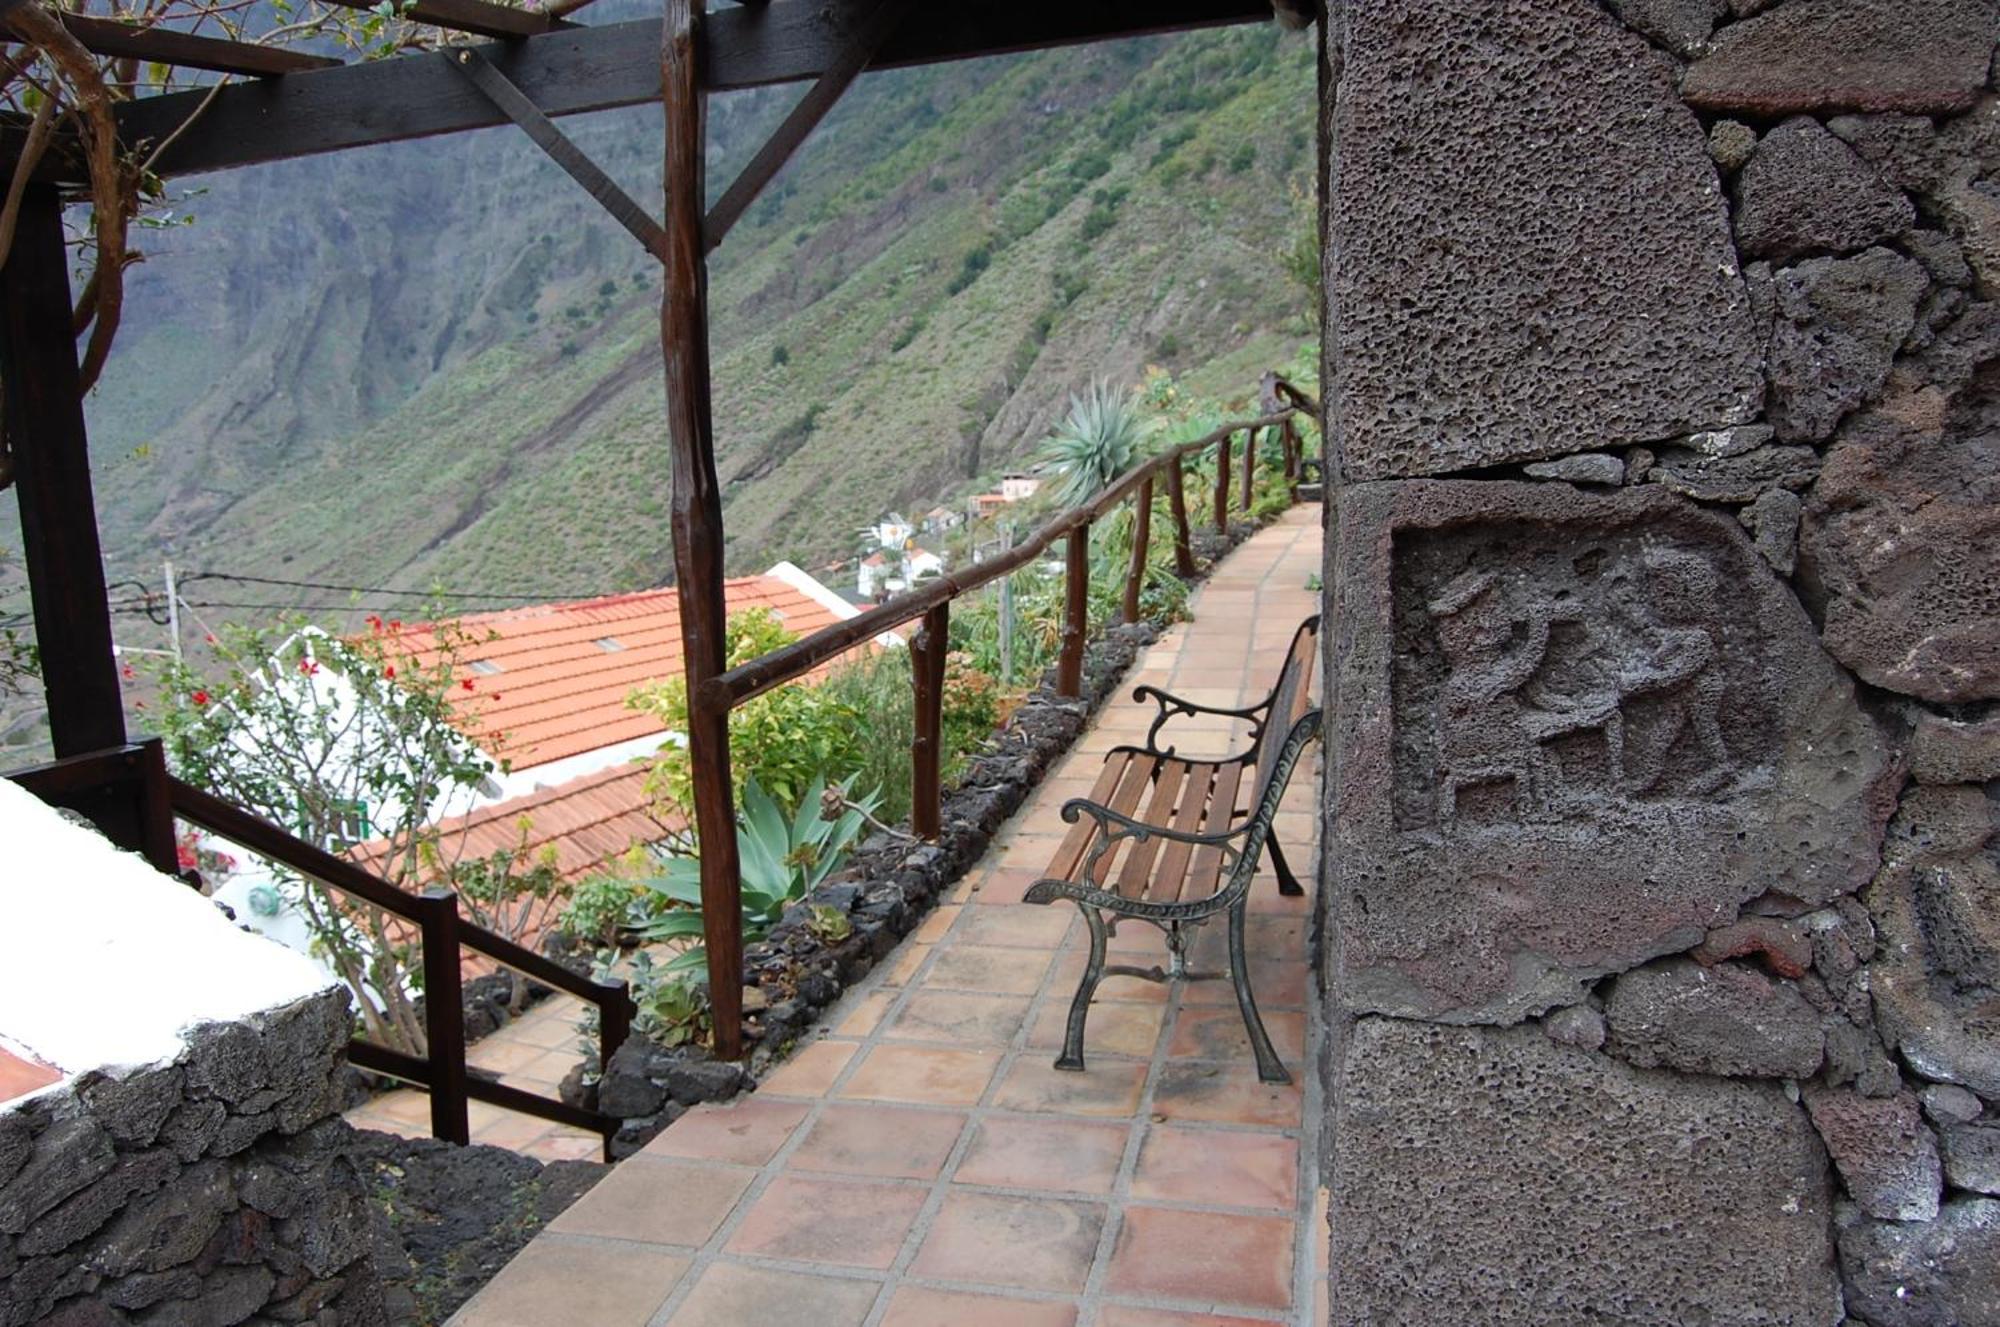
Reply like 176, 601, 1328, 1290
1, 22, 1317, 749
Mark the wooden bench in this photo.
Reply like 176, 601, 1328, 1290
1025, 616, 1321, 1084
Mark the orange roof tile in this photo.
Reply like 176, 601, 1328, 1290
394, 575, 854, 770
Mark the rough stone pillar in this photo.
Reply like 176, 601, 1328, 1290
1317, 1, 2000, 1322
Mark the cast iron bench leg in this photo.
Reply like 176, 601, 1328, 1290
1056, 904, 1110, 1073
1229, 895, 1291, 1084
1267, 833, 1305, 898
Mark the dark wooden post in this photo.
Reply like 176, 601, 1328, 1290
663, 0, 745, 1060
1240, 423, 1257, 513
1213, 432, 1232, 535
1282, 418, 1300, 497
420, 888, 471, 1146
910, 602, 948, 840
1122, 476, 1152, 624
0, 185, 127, 759
1057, 524, 1089, 697
1166, 455, 1196, 577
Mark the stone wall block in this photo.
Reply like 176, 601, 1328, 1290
1836, 1198, 2000, 1326
1909, 713, 2000, 785
1328, 1019, 1842, 1325
0, 1119, 114, 1237
1768, 248, 1929, 443
1734, 117, 1916, 263
1603, 958, 1827, 1078
1609, 0, 1725, 55
1804, 1086, 1944, 1221
1330, 0, 1762, 480
1941, 1122, 2000, 1195
1683, 0, 1998, 118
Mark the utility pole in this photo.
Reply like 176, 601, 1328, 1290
163, 562, 182, 662
998, 522, 1015, 687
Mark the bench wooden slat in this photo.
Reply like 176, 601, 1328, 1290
1115, 758, 1188, 900
1088, 753, 1159, 885
1182, 760, 1245, 903
1149, 760, 1217, 903
1048, 753, 1133, 881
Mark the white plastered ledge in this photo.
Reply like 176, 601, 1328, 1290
0, 777, 337, 1101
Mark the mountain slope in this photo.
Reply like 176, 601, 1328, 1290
17, 22, 1319, 611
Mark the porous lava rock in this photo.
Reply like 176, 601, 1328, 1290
1941, 1122, 2000, 1195
1603, 958, 1825, 1078
1799, 348, 2000, 703
1909, 712, 2000, 785
1767, 247, 1929, 444
1329, 0, 1761, 480
1733, 117, 1915, 263
1683, 0, 1998, 118
1864, 786, 2000, 1098
1836, 1198, 2000, 1326
1329, 481, 1896, 1022
1327, 1019, 1842, 1326
1804, 1086, 1943, 1221
1608, 0, 1725, 54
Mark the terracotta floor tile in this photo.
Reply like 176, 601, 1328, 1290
839, 1045, 1002, 1106
455, 1237, 686, 1327
886, 990, 1033, 1046
470, 1038, 549, 1074
510, 1011, 584, 1051
757, 1039, 859, 1097
991, 1059, 1149, 1117
665, 1261, 880, 1327
909, 1191, 1106, 1293
725, 1174, 927, 1270
1180, 962, 1306, 1011
1027, 999, 1167, 1060
1130, 1125, 1298, 1209
954, 1115, 1131, 1196
1166, 1007, 1307, 1064
1150, 1062, 1302, 1129
971, 868, 1043, 906
1103, 1206, 1294, 1311
472, 1111, 560, 1152
1092, 1306, 1277, 1327
914, 904, 964, 944
883, 943, 934, 986
547, 1158, 754, 1246
881, 1287, 1078, 1327
645, 1097, 811, 1166
836, 990, 897, 1037
790, 1103, 967, 1180
923, 944, 1054, 996
531, 1133, 605, 1163
956, 906, 1075, 949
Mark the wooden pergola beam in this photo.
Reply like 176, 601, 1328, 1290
62, 0, 1270, 182
317, 0, 572, 40
60, 14, 341, 78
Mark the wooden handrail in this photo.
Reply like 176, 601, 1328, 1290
697, 405, 1301, 713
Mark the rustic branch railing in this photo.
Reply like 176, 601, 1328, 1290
689, 384, 1313, 1057
6, 740, 637, 1159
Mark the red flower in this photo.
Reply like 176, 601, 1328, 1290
489, 692, 502, 702
366, 615, 384, 633
388, 620, 404, 633
298, 658, 320, 676
461, 678, 476, 691
191, 690, 210, 706
120, 664, 136, 681
383, 665, 396, 680
204, 633, 217, 645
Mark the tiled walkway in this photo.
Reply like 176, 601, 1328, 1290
452, 507, 1327, 1327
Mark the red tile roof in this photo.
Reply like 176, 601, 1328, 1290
397, 575, 853, 771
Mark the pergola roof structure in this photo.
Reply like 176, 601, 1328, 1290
0, 0, 1296, 1068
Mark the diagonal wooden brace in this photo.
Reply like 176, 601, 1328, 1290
444, 46, 670, 260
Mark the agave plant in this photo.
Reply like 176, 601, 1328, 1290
637, 772, 879, 976
1038, 379, 1152, 507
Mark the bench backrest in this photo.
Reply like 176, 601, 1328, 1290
1253, 615, 1319, 801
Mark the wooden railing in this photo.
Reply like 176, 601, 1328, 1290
6, 739, 637, 1159
692, 376, 1318, 1055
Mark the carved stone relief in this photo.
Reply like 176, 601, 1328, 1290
1329, 481, 1897, 1023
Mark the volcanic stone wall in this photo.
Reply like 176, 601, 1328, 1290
1317, 1, 2000, 1322
0, 990, 386, 1327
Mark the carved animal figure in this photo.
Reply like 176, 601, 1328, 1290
1428, 570, 1556, 820
1612, 550, 1732, 794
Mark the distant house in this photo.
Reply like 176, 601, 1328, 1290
999, 472, 1042, 502
206, 563, 867, 959
922, 505, 964, 534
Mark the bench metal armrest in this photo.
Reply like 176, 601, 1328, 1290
1130, 683, 1272, 759
1022, 795, 1251, 911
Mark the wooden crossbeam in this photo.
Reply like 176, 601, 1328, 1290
445, 47, 667, 256
70, 0, 1271, 181
702, 0, 914, 250
60, 14, 342, 77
